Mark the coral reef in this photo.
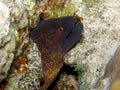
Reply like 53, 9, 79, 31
0, 0, 41, 89
0, 0, 119, 90
0, 1, 15, 82
64, 0, 120, 89
6, 43, 42, 90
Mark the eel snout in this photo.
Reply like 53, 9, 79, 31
62, 20, 83, 54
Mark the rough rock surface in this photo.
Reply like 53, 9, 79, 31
0, 1, 15, 82
0, 0, 44, 89
0, 0, 120, 90
93, 45, 120, 90
64, 0, 120, 89
0, 0, 36, 85
6, 43, 42, 90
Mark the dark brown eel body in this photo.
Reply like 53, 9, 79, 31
29, 16, 83, 90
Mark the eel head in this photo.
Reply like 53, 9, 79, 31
29, 16, 83, 89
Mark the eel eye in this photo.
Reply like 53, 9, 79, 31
58, 27, 64, 32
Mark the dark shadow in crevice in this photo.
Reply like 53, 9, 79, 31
48, 64, 78, 90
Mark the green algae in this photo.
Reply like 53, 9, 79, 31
25, 0, 36, 16
84, 0, 97, 8
72, 64, 84, 85
44, 2, 75, 18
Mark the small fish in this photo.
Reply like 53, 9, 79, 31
29, 16, 83, 90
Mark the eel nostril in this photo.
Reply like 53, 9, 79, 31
73, 22, 83, 32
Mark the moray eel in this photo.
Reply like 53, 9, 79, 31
29, 16, 83, 90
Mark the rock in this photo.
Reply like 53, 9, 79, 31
0, 2, 10, 47
0, 0, 119, 89
1, 0, 29, 29
0, 0, 43, 89
50, 72, 79, 90
6, 43, 42, 90
93, 45, 120, 90
0, 0, 34, 83
65, 0, 120, 89
0, 1, 16, 82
